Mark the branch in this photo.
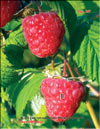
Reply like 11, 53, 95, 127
86, 101, 100, 129
66, 61, 75, 80
63, 52, 68, 77
51, 52, 58, 69
74, 67, 100, 97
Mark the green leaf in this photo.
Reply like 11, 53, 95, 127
15, 70, 45, 117
67, 0, 85, 16
4, 45, 24, 68
23, 101, 33, 116
67, 102, 91, 128
1, 49, 21, 87
44, 0, 77, 40
5, 26, 27, 47
82, 1, 99, 14
68, 1, 99, 16
7, 68, 38, 105
92, 1, 100, 7
1, 103, 10, 127
71, 21, 99, 84
3, 19, 22, 31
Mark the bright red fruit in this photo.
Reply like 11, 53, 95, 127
0, 0, 20, 27
22, 12, 65, 58
41, 78, 84, 122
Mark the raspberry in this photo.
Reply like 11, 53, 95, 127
0, 0, 20, 27
41, 78, 84, 122
22, 12, 65, 58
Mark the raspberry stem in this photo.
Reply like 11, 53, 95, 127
63, 52, 68, 77
51, 59, 54, 69
51, 52, 58, 69
66, 61, 75, 80
34, 0, 42, 12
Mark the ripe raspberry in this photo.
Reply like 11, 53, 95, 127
0, 0, 20, 27
41, 78, 84, 122
22, 12, 65, 58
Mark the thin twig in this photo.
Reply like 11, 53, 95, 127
74, 67, 100, 97
51, 52, 58, 70
66, 61, 75, 80
63, 59, 67, 76
63, 52, 68, 77
34, 0, 42, 12
51, 59, 54, 69
86, 101, 100, 129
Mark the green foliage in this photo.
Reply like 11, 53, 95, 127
1, 103, 10, 127
67, 0, 85, 16
68, 0, 99, 16
71, 21, 99, 84
16, 71, 44, 117
7, 68, 45, 118
5, 25, 27, 47
4, 45, 24, 68
1, 49, 21, 87
7, 68, 38, 105
3, 19, 22, 31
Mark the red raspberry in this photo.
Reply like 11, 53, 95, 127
0, 0, 20, 27
41, 78, 84, 122
22, 12, 65, 58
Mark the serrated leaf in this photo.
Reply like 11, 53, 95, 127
67, 102, 91, 128
1, 103, 10, 127
1, 88, 8, 103
71, 21, 99, 84
15, 71, 45, 117
5, 26, 27, 47
7, 68, 38, 105
44, 0, 77, 40
1, 49, 20, 87
4, 44, 24, 68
